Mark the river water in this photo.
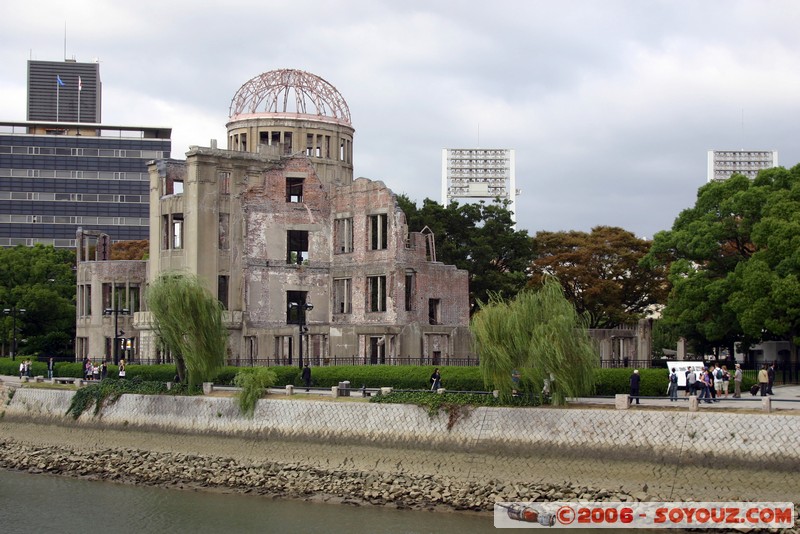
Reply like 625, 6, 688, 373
0, 469, 492, 533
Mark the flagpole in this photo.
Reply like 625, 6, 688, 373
78, 79, 81, 123
56, 82, 60, 122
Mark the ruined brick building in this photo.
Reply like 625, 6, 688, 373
75, 69, 471, 366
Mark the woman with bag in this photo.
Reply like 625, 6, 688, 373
118, 359, 126, 379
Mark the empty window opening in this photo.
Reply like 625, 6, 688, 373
369, 336, 386, 364
429, 298, 441, 325
405, 271, 416, 311
287, 230, 309, 264
367, 275, 387, 312
306, 134, 314, 156
334, 217, 354, 254
218, 275, 229, 310
369, 214, 388, 250
283, 132, 292, 154
240, 133, 247, 151
172, 214, 184, 250
274, 335, 293, 366
286, 177, 304, 203
333, 278, 352, 314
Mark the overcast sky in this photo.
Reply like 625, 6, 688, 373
2, 0, 798, 239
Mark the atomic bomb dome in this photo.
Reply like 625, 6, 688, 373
226, 69, 354, 186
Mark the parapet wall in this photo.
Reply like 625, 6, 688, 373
4, 388, 799, 468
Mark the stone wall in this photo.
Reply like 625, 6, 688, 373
4, 388, 799, 469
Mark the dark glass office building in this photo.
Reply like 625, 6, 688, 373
0, 60, 171, 247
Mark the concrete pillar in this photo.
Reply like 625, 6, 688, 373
688, 396, 699, 412
436, 388, 446, 394
331, 386, 339, 398
615, 394, 630, 410
166, 382, 173, 390
380, 387, 393, 395
762, 397, 772, 413
677, 338, 687, 360
202, 382, 214, 395
75, 379, 84, 387
285, 385, 294, 396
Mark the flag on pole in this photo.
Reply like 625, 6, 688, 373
57, 75, 65, 87
78, 76, 82, 92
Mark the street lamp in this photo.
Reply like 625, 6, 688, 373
103, 307, 130, 365
288, 301, 313, 369
3, 306, 26, 361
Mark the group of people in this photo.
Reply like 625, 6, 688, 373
632, 362, 774, 405
17, 359, 34, 379
677, 363, 738, 404
82, 357, 109, 381
757, 363, 776, 397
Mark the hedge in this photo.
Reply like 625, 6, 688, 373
0, 358, 759, 396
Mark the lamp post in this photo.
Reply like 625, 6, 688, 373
103, 307, 129, 365
3, 306, 26, 361
288, 301, 313, 369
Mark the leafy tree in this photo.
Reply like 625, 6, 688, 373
528, 226, 667, 328
397, 196, 534, 312
644, 165, 800, 357
111, 240, 149, 260
146, 272, 227, 388
471, 277, 597, 405
234, 367, 277, 417
0, 245, 76, 358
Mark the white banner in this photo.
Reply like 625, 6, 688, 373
494, 501, 794, 529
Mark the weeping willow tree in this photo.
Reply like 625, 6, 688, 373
146, 272, 227, 388
472, 277, 597, 405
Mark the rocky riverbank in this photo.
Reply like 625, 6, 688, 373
0, 436, 644, 513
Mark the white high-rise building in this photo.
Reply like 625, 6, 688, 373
441, 148, 517, 222
707, 150, 778, 182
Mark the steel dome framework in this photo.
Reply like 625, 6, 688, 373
229, 69, 351, 126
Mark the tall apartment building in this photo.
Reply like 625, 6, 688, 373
441, 148, 517, 222
0, 60, 171, 247
707, 149, 778, 182
75, 69, 471, 365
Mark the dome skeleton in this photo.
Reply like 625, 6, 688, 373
229, 69, 351, 126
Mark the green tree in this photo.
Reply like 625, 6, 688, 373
0, 245, 76, 358
146, 272, 227, 388
528, 226, 668, 328
644, 165, 800, 357
471, 277, 597, 405
397, 196, 534, 312
234, 367, 277, 417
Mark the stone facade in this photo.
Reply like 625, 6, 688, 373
75, 69, 471, 365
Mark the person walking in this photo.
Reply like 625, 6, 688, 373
667, 367, 678, 402
733, 363, 743, 398
301, 363, 312, 392
758, 364, 769, 397
118, 359, 126, 379
629, 369, 641, 405
686, 367, 697, 396
698, 369, 712, 404
100, 361, 108, 380
430, 368, 442, 391
767, 363, 775, 395
721, 365, 730, 398
47, 357, 55, 380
